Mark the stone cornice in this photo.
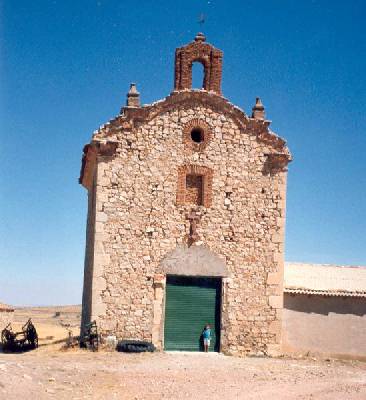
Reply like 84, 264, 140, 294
80, 91, 292, 187
96, 91, 289, 150
79, 141, 118, 190
263, 153, 293, 175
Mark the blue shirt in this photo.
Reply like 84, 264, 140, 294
203, 328, 211, 339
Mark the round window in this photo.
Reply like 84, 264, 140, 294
183, 119, 211, 151
190, 128, 204, 143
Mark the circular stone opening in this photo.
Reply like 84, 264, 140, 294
191, 128, 204, 143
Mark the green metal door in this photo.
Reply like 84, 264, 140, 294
164, 276, 221, 351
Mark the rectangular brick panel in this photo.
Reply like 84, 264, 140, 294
185, 174, 203, 205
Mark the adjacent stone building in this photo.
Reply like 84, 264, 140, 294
79, 34, 292, 356
283, 263, 366, 360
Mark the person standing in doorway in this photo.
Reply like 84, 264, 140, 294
202, 324, 211, 352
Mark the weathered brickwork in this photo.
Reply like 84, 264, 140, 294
79, 34, 291, 356
175, 32, 223, 94
176, 164, 213, 207
182, 118, 213, 151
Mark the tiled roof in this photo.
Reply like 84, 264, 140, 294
284, 288, 366, 297
284, 262, 366, 298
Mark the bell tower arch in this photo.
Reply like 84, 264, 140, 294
174, 33, 223, 94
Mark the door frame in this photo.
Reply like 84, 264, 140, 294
162, 274, 223, 352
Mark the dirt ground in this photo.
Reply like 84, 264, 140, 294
1, 305, 365, 399
0, 347, 365, 400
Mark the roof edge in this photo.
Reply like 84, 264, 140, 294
284, 288, 366, 298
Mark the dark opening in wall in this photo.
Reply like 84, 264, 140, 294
191, 128, 204, 143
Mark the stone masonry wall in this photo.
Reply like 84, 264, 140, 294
82, 95, 289, 356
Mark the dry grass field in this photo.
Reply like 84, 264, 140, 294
0, 305, 365, 399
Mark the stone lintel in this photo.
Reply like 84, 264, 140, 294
161, 245, 228, 277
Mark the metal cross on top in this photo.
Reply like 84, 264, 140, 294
187, 211, 201, 246
198, 13, 206, 27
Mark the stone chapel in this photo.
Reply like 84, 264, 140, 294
79, 33, 292, 356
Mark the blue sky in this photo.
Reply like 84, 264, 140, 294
1, 0, 365, 306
